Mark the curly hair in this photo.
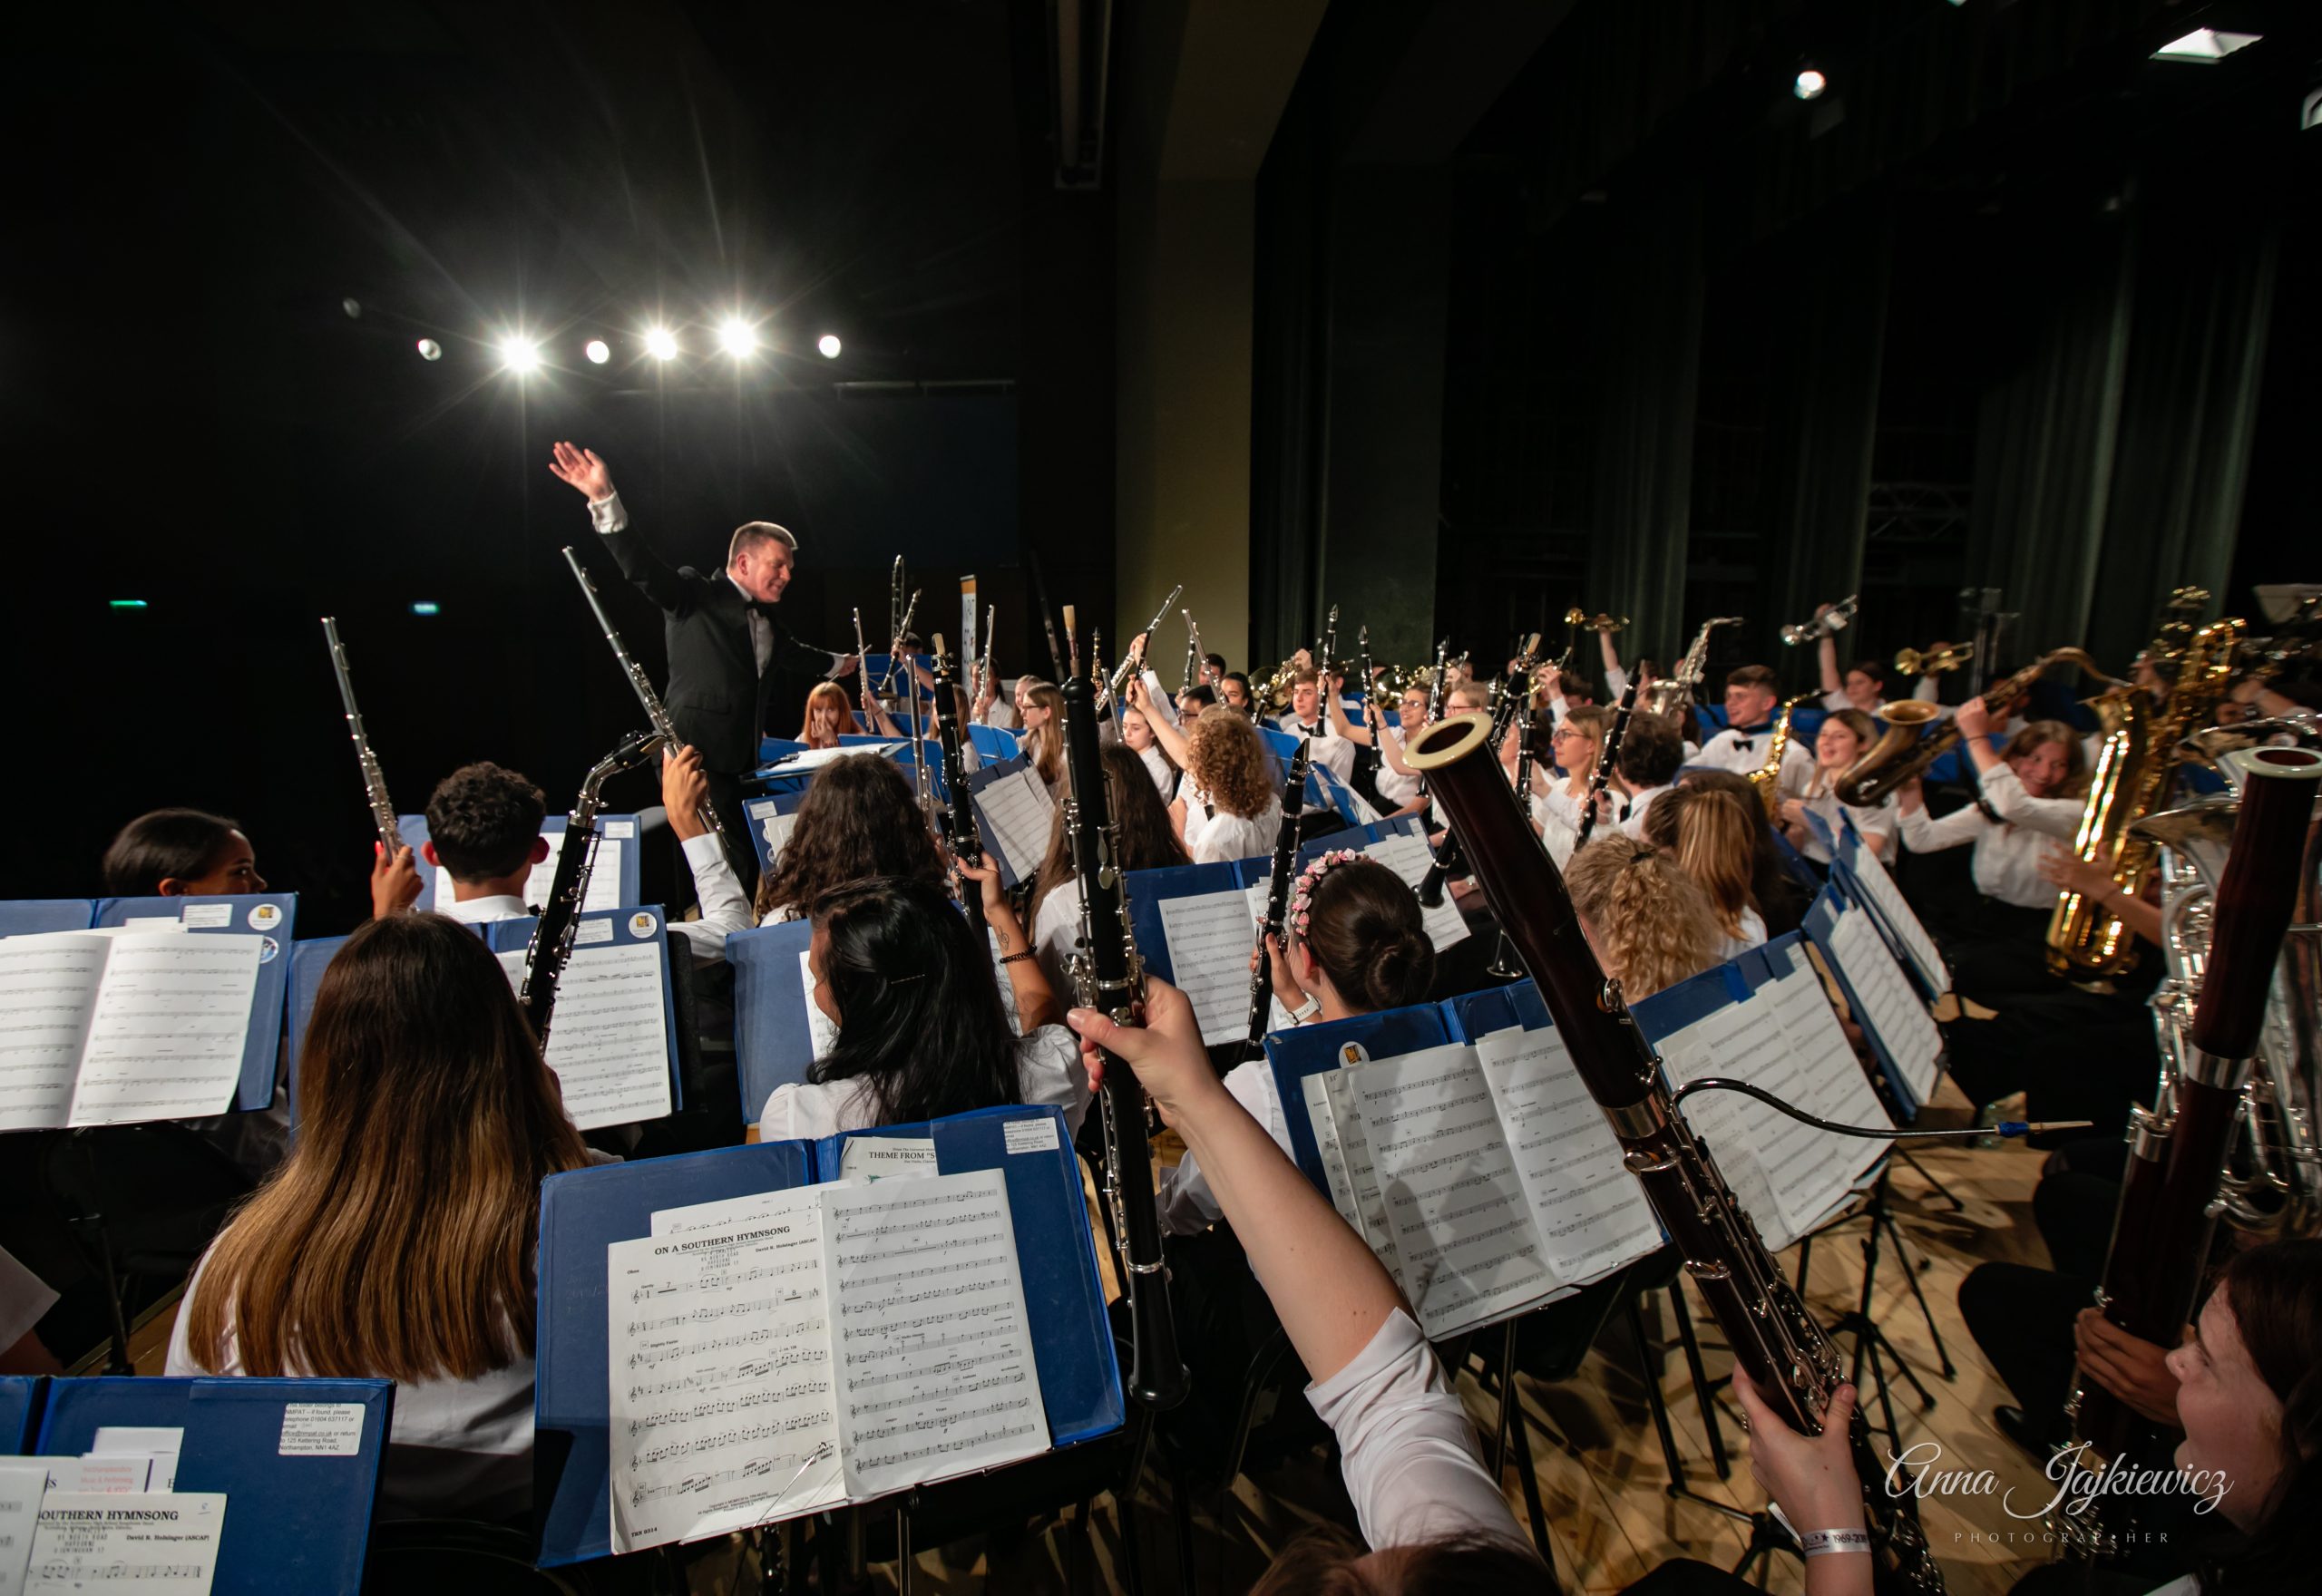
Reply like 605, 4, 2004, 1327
1641, 784, 1760, 942
424, 763, 547, 882
755, 754, 944, 921
799, 681, 853, 746
1564, 833, 1722, 999
1186, 709, 1275, 818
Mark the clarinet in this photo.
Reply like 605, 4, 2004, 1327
1404, 714, 1943, 1594
929, 635, 987, 941
1243, 739, 1313, 1059
1029, 550, 1068, 684
2062, 744, 2322, 1551
1420, 635, 1537, 906
1573, 677, 1640, 851
1181, 610, 1201, 696
561, 548, 728, 852
1415, 638, 1461, 907
321, 617, 402, 858
1061, 673, 1190, 1410
520, 729, 668, 1051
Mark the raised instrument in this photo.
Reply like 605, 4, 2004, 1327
1747, 693, 1820, 821
1315, 604, 1339, 680
976, 604, 998, 707
320, 617, 402, 859
1781, 596, 1859, 647
1573, 678, 1638, 852
1029, 551, 1067, 684
877, 556, 907, 694
1894, 642, 1972, 676
562, 548, 729, 852
1244, 739, 1313, 1058
1403, 714, 1942, 1593
520, 728, 669, 1051
1110, 584, 1184, 707
1424, 637, 1450, 724
2047, 618, 2242, 978
2063, 744, 2322, 1553
1180, 609, 1202, 696
1421, 636, 1541, 908
929, 635, 986, 941
1642, 616, 1742, 720
1059, 671, 1190, 1410
852, 608, 874, 721
1832, 646, 2124, 808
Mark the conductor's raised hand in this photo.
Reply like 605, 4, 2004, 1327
548, 441, 616, 502
1068, 976, 1226, 1126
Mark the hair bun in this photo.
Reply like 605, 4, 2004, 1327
1364, 928, 1436, 1010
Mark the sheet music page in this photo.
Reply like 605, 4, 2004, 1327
754, 808, 799, 867
1828, 908, 1943, 1103
795, 951, 839, 1061
1652, 1018, 1793, 1250
972, 769, 1054, 887
823, 1171, 1049, 1500
767, 744, 900, 773
608, 1187, 846, 1552
1342, 1043, 1555, 1338
65, 934, 261, 1127
1473, 1027, 1660, 1288
1842, 827, 1949, 995
1239, 883, 1296, 1032
1361, 833, 1470, 950
498, 940, 671, 1130
24, 1490, 226, 1594
0, 933, 109, 1132
1154, 891, 1259, 1045
649, 1191, 812, 1239
1304, 1071, 1410, 1298
1760, 964, 1894, 1168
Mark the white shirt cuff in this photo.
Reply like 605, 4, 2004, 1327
589, 491, 629, 534
824, 652, 850, 682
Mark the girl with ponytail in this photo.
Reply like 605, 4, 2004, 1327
1563, 833, 1723, 1000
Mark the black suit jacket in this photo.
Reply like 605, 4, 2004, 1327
596, 522, 835, 774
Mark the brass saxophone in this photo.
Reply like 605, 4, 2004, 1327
1642, 616, 1742, 720
1833, 647, 2124, 808
1747, 693, 1820, 820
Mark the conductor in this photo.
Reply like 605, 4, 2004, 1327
550, 441, 855, 892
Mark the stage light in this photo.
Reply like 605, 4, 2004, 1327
342, 297, 363, 319
644, 326, 680, 360
816, 334, 843, 359
108, 599, 148, 610
718, 317, 758, 357
2152, 29, 2260, 63
500, 336, 541, 375
409, 601, 441, 617
415, 338, 443, 362
1793, 68, 1828, 100
584, 338, 610, 365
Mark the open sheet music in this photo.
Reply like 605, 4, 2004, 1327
1298, 1029, 1658, 1338
494, 932, 672, 1131
0, 931, 263, 1131
971, 765, 1055, 886
1838, 818, 1949, 996
1361, 832, 1469, 950
606, 1169, 1049, 1552
1821, 902, 1945, 1105
1155, 891, 1260, 1046
437, 828, 629, 915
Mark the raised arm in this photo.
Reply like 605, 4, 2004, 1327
1127, 676, 1194, 771
1327, 683, 1372, 746
1817, 608, 1843, 696
960, 858, 1061, 1035
550, 441, 693, 614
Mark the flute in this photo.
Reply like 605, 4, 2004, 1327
321, 617, 402, 859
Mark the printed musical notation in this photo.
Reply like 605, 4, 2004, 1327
1154, 891, 1256, 1045
497, 938, 671, 1130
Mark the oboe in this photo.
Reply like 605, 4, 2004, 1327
1243, 738, 1313, 1059
561, 548, 728, 852
1060, 672, 1189, 1410
520, 728, 668, 1051
1405, 715, 1942, 1593
1573, 677, 1639, 851
320, 617, 402, 859
930, 635, 986, 941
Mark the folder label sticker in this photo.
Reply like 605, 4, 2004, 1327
277, 1405, 365, 1457
1002, 1118, 1059, 1154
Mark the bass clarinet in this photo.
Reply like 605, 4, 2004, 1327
321, 617, 403, 859
1404, 713, 1943, 1594
520, 728, 668, 1051
1060, 672, 1190, 1410
1243, 738, 1314, 1060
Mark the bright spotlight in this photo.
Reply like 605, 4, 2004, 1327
718, 318, 758, 357
2151, 29, 2261, 63
584, 338, 611, 365
500, 336, 541, 375
644, 327, 679, 360
415, 338, 443, 362
1793, 68, 1828, 100
816, 334, 843, 359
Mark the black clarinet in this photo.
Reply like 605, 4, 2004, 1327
1420, 635, 1537, 906
1243, 738, 1313, 1059
1573, 677, 1640, 851
929, 634, 987, 941
1060, 673, 1189, 1410
519, 728, 667, 1050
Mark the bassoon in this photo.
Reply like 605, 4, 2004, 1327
1405, 712, 1942, 1593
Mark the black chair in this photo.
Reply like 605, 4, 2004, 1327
363, 1521, 586, 1594
40, 1124, 253, 1371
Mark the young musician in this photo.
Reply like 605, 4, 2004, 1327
1694, 666, 1815, 783
1816, 637, 1891, 715
1025, 744, 1188, 991
1272, 668, 1357, 785
1536, 706, 1612, 866
1169, 706, 1286, 865
1563, 834, 1722, 1000
1218, 673, 1254, 715
1776, 709, 1898, 866
1894, 719, 2085, 941
1068, 980, 1547, 1583
1017, 679, 1067, 796
1178, 682, 1219, 720
1118, 703, 1179, 801
1673, 769, 1813, 939
972, 670, 1023, 730
1641, 786, 1767, 956
1612, 712, 1686, 839
752, 753, 946, 925
799, 681, 852, 749
1375, 680, 1489, 797
1329, 680, 1430, 819
1950, 696, 2085, 839
168, 914, 593, 1522
756, 871, 1081, 1140
101, 809, 267, 897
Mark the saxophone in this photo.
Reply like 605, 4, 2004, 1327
1748, 693, 1820, 821
519, 729, 669, 1050
1643, 617, 1742, 721
1833, 647, 2124, 809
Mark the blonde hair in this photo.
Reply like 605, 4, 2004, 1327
800, 680, 852, 745
1565, 834, 1722, 999
1187, 710, 1274, 818
1641, 785, 1760, 941
1020, 682, 1066, 786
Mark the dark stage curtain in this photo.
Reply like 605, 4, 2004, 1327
1250, 76, 1332, 673
1589, 185, 1706, 664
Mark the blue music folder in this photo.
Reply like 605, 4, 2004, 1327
479, 910, 688, 1124
742, 791, 810, 881
93, 893, 296, 1114
35, 1375, 393, 1596
1263, 1005, 1453, 1192
0, 1375, 43, 1452
0, 900, 95, 938
1120, 862, 1247, 988
967, 723, 1020, 764
727, 920, 822, 1127
393, 812, 646, 913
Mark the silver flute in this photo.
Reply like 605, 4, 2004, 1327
322, 616, 403, 858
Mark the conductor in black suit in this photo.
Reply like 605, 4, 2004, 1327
549, 441, 855, 895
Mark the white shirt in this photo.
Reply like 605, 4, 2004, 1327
434, 834, 750, 966
1157, 1060, 1289, 1236
1273, 716, 1357, 786
1309, 1309, 1534, 1554
1787, 780, 1899, 867
588, 492, 844, 680
1030, 880, 1085, 998
1719, 906, 1768, 960
1897, 799, 2067, 910
756, 1024, 1090, 1141
1182, 794, 1283, 867
1976, 763, 2086, 842
1373, 726, 1421, 809
1618, 783, 1673, 840
166, 1254, 535, 1523
1696, 725, 1817, 787
1136, 744, 1177, 802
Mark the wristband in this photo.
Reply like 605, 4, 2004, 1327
1286, 993, 1322, 1025
1800, 1529, 1871, 1558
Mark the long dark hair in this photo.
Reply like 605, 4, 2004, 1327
808, 876, 1024, 1126
1028, 744, 1189, 924
1674, 769, 1811, 938
756, 754, 944, 920
2200, 1239, 2322, 1595
1293, 857, 1435, 1012
101, 808, 241, 896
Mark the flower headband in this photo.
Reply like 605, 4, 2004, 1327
1287, 848, 1363, 938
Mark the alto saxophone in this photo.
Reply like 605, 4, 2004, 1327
1748, 693, 1820, 821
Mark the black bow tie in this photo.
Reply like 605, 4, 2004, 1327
1731, 737, 1753, 754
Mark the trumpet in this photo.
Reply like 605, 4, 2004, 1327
1896, 641, 1974, 676
1781, 595, 1859, 647
1565, 607, 1627, 634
